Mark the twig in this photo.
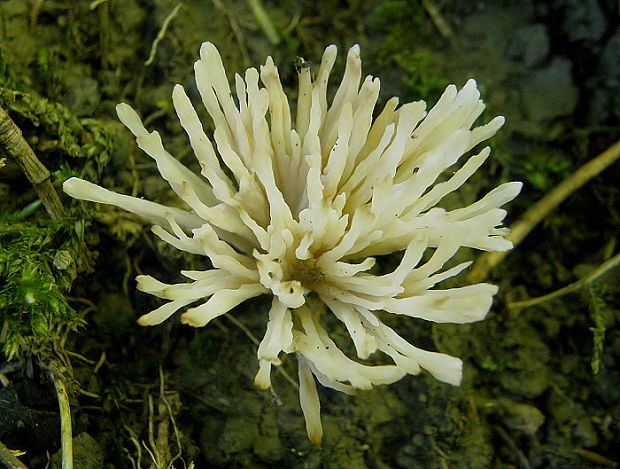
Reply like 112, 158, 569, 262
160, 396, 183, 469
124, 426, 143, 469
246, 0, 280, 44
48, 363, 73, 469
146, 394, 159, 467
211, 0, 251, 67
574, 448, 618, 467
224, 313, 259, 346
153, 368, 171, 469
421, 0, 457, 47
469, 139, 620, 283
77, 386, 100, 399
29, 0, 45, 32
509, 251, 620, 309
65, 296, 97, 310
224, 314, 299, 389
142, 107, 170, 128
141, 368, 183, 469
0, 440, 29, 469
95, 0, 111, 69
65, 350, 96, 365
494, 425, 532, 469
0, 104, 65, 221
89, 0, 110, 9
281, 11, 301, 35
93, 351, 106, 373
144, 3, 183, 66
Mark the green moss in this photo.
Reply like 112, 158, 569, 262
588, 283, 610, 374
517, 146, 572, 191
0, 212, 85, 357
0, 87, 112, 181
368, 1, 448, 103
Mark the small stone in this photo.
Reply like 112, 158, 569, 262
53, 250, 72, 270
522, 58, 578, 121
497, 398, 545, 436
561, 0, 606, 43
506, 24, 550, 68
62, 77, 100, 117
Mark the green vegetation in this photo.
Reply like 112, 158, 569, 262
0, 211, 84, 357
588, 283, 610, 375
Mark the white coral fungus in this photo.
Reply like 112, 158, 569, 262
63, 43, 521, 444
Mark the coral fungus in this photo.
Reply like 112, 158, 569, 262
64, 43, 521, 443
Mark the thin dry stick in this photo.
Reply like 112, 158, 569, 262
246, 0, 280, 44
153, 368, 171, 469
509, 251, 620, 309
0, 104, 65, 221
48, 364, 73, 469
494, 425, 533, 469
421, 0, 457, 47
144, 3, 183, 66
469, 139, 620, 283
573, 448, 618, 467
145, 394, 159, 467
89, 0, 110, 9
211, 0, 251, 67
124, 425, 143, 469
29, 0, 45, 32
0, 441, 29, 469
224, 313, 259, 346
160, 396, 183, 469
93, 350, 106, 373
224, 314, 299, 389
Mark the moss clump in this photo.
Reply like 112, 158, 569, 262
0, 212, 86, 357
588, 283, 611, 374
